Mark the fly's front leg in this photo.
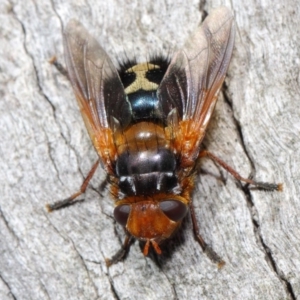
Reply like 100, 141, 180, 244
199, 150, 283, 191
191, 150, 282, 267
46, 159, 100, 212
105, 234, 134, 267
189, 201, 225, 268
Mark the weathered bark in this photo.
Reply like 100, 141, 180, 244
0, 0, 299, 299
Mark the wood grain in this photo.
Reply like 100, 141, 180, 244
0, 0, 299, 299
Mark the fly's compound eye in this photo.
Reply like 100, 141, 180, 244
114, 204, 131, 226
159, 200, 188, 222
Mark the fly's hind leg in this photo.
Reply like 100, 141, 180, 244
46, 160, 100, 212
49, 56, 68, 77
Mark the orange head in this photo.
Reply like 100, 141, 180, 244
113, 196, 188, 255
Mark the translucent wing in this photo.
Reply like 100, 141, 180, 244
158, 7, 235, 167
63, 20, 131, 173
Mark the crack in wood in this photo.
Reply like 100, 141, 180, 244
222, 83, 296, 300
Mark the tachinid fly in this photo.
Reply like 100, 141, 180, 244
47, 7, 281, 267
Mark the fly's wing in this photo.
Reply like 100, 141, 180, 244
158, 7, 235, 167
64, 20, 131, 173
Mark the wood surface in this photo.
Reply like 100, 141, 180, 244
0, 0, 299, 299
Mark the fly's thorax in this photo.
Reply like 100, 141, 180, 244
114, 122, 169, 153
115, 149, 179, 196
112, 119, 179, 197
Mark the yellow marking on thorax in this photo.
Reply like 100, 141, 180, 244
125, 63, 159, 94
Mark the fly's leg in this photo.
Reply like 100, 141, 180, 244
105, 235, 134, 267
191, 150, 282, 267
49, 56, 68, 77
46, 160, 100, 212
189, 201, 225, 268
199, 150, 282, 191
99, 174, 110, 197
